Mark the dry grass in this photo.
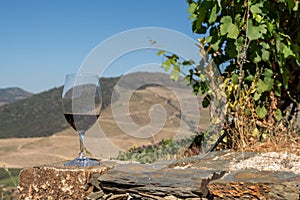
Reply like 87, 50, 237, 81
0, 86, 208, 168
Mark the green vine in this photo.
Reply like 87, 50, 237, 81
159, 0, 300, 151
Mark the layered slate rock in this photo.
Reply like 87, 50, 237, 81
94, 165, 226, 199
17, 151, 300, 199
208, 170, 300, 199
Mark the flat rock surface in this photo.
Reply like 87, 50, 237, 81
18, 162, 109, 200
17, 151, 300, 199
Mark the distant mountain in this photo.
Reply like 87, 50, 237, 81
0, 72, 191, 139
0, 87, 32, 106
0, 77, 120, 138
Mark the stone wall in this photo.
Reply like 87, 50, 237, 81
18, 151, 300, 199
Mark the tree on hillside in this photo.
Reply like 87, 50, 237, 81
160, 0, 300, 151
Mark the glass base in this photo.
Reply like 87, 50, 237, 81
64, 156, 100, 167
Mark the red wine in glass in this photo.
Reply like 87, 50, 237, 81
62, 74, 102, 167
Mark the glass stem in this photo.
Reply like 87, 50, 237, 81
79, 131, 85, 158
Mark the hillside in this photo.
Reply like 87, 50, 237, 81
0, 77, 119, 138
0, 72, 199, 139
0, 87, 32, 106
0, 83, 208, 168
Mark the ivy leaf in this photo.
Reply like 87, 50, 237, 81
247, 19, 267, 41
220, 16, 239, 39
256, 106, 268, 119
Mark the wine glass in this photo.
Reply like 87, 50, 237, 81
62, 74, 102, 167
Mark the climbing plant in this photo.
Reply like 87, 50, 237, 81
159, 0, 300, 151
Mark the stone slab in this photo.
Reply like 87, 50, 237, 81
18, 162, 110, 200
17, 151, 300, 199
208, 169, 300, 200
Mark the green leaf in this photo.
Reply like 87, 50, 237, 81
266, 21, 274, 34
205, 36, 212, 43
188, 2, 197, 14
184, 75, 192, 85
231, 74, 239, 84
281, 43, 295, 59
220, 16, 239, 39
293, 1, 299, 11
253, 52, 261, 63
195, 6, 207, 29
157, 50, 166, 56
275, 109, 282, 121
170, 69, 179, 81
245, 107, 251, 116
226, 40, 237, 58
182, 59, 195, 66
261, 42, 270, 62
245, 74, 254, 82
235, 36, 244, 52
287, 0, 296, 11
263, 77, 274, 92
261, 48, 270, 62
281, 67, 289, 89
257, 79, 268, 93
250, 2, 264, 15
247, 19, 267, 41
212, 39, 221, 51
192, 82, 200, 94
263, 68, 273, 78
202, 95, 210, 108
253, 13, 263, 23
253, 92, 261, 101
208, 5, 218, 24
162, 59, 171, 71
234, 14, 244, 29
256, 106, 268, 119
274, 80, 282, 96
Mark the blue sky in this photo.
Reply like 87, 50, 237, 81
0, 0, 197, 93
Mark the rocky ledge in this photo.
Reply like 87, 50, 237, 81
18, 151, 300, 199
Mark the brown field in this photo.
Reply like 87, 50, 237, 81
0, 86, 210, 168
